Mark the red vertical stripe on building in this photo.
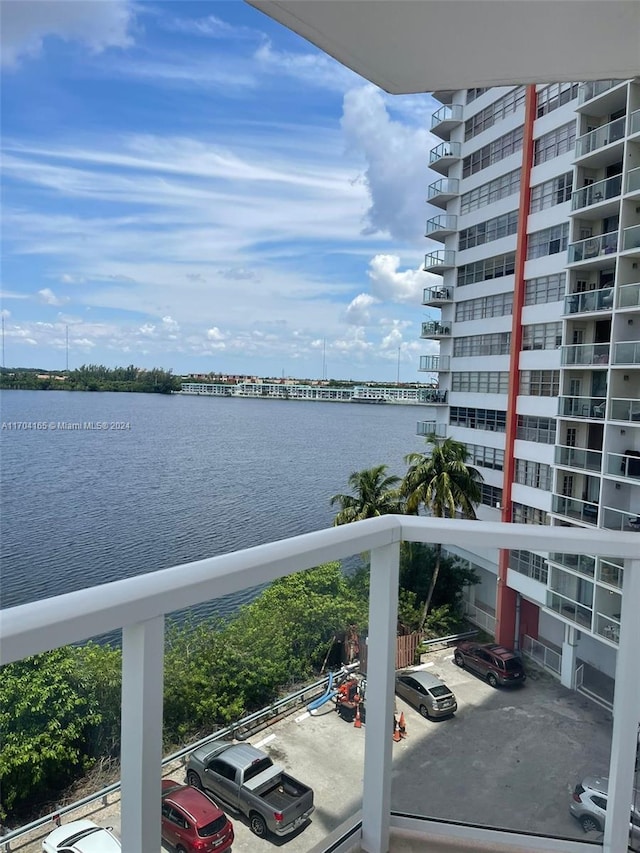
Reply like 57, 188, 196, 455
495, 85, 537, 648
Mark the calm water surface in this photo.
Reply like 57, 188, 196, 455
1, 391, 426, 618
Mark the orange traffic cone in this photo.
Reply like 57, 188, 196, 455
354, 703, 362, 728
398, 711, 407, 739
392, 715, 401, 742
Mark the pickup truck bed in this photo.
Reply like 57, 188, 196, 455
257, 776, 310, 810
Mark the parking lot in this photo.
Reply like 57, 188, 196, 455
20, 648, 617, 852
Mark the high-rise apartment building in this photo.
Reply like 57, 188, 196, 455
419, 80, 640, 707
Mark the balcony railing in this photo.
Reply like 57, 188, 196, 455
577, 80, 621, 103
606, 451, 640, 480
420, 389, 447, 404
610, 397, 640, 422
419, 355, 439, 372
429, 141, 461, 173
599, 558, 624, 588
547, 591, 592, 629
2, 518, 639, 853
564, 288, 614, 315
613, 339, 640, 364
422, 286, 452, 306
551, 494, 599, 525
521, 635, 561, 675
548, 552, 596, 578
628, 166, 640, 194
430, 104, 463, 136
575, 116, 626, 158
416, 420, 446, 437
622, 223, 640, 252
425, 214, 457, 240
571, 174, 622, 211
421, 321, 451, 338
618, 281, 640, 308
558, 395, 606, 419
631, 108, 640, 136
427, 177, 459, 208
602, 505, 640, 532
561, 341, 610, 365
567, 230, 618, 263
424, 250, 456, 273
554, 445, 602, 473
595, 612, 621, 644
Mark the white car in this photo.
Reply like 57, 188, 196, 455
43, 819, 121, 852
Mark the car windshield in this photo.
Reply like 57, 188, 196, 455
504, 658, 522, 672
244, 757, 273, 782
198, 815, 228, 837
429, 685, 451, 697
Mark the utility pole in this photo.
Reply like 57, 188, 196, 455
1, 315, 5, 369
396, 346, 401, 385
66, 325, 69, 372
322, 337, 327, 381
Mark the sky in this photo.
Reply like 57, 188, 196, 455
1, 0, 444, 382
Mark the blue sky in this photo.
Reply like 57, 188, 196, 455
1, 0, 443, 381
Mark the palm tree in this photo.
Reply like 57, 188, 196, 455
330, 464, 404, 526
402, 436, 482, 630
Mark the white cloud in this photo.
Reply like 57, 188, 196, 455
345, 292, 379, 326
166, 14, 258, 41
1, 0, 134, 67
207, 327, 225, 341
37, 287, 66, 306
0, 308, 11, 318
162, 315, 179, 332
254, 40, 358, 93
341, 86, 432, 243
367, 254, 433, 304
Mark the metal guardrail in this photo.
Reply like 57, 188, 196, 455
0, 665, 358, 851
419, 629, 478, 648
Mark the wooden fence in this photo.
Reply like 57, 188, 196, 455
359, 632, 424, 674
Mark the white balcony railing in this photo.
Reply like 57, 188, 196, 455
575, 116, 626, 158
2, 518, 640, 853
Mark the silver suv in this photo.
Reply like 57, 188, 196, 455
570, 775, 640, 839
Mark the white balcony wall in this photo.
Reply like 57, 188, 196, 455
456, 194, 521, 230
517, 396, 559, 418
507, 567, 548, 605
529, 149, 577, 187
513, 440, 556, 465
457, 151, 525, 195
522, 304, 564, 324
449, 391, 508, 409
452, 316, 513, 336
533, 105, 580, 138
524, 252, 572, 279
527, 202, 572, 233
511, 483, 554, 512
456, 234, 518, 267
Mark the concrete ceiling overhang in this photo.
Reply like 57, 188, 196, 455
246, 0, 640, 94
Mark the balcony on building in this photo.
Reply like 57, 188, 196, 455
555, 444, 603, 473
431, 89, 456, 105
621, 223, 640, 256
421, 321, 451, 339
416, 419, 446, 438
422, 285, 452, 306
577, 79, 625, 106
547, 551, 596, 578
561, 341, 610, 365
420, 388, 447, 405
563, 288, 614, 315
558, 395, 607, 419
574, 116, 626, 165
571, 173, 622, 215
567, 230, 618, 265
430, 104, 463, 139
425, 214, 457, 242
602, 504, 640, 533
610, 396, 640, 422
551, 494, 600, 526
606, 450, 640, 482
595, 611, 621, 645
428, 140, 461, 175
612, 339, 640, 365
627, 165, 640, 195
546, 589, 593, 630
424, 250, 455, 274
618, 281, 640, 309
427, 177, 459, 209
419, 354, 450, 373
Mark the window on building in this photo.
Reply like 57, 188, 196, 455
533, 121, 576, 165
521, 322, 562, 351
457, 252, 516, 287
463, 126, 524, 178
450, 407, 507, 432
536, 83, 580, 117
516, 415, 556, 444
512, 502, 550, 525
524, 273, 566, 305
455, 292, 513, 321
515, 459, 553, 490
452, 371, 509, 393
481, 484, 504, 507
453, 332, 512, 357
465, 444, 505, 471
460, 169, 520, 215
509, 550, 549, 583
527, 223, 569, 259
466, 87, 489, 104
464, 87, 527, 141
519, 370, 560, 396
529, 173, 573, 213
459, 210, 519, 251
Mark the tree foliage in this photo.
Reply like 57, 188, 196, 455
330, 464, 405, 525
0, 365, 180, 394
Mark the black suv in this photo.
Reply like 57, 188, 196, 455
454, 642, 526, 688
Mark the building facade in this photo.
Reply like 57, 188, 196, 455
420, 80, 640, 706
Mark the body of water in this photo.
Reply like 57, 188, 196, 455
1, 391, 426, 620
